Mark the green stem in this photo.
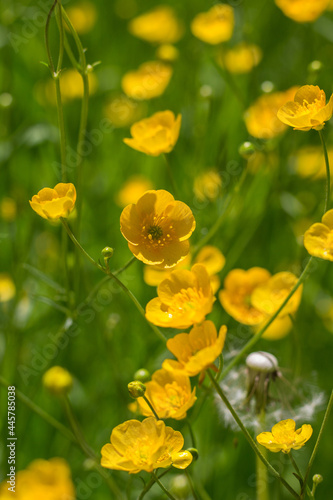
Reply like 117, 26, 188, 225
207, 370, 299, 499
220, 257, 314, 381
256, 411, 269, 500
44, 0, 57, 74
289, 453, 314, 499
152, 471, 178, 500
301, 389, 333, 498
62, 395, 95, 458
185, 469, 200, 500
137, 469, 171, 500
61, 219, 167, 342
318, 129, 331, 213
143, 395, 160, 420
186, 419, 196, 448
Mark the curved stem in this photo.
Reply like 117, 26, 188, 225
186, 419, 196, 448
137, 469, 171, 500
151, 471, 178, 500
143, 395, 160, 420
301, 389, 333, 498
318, 129, 331, 213
62, 395, 95, 458
61, 219, 167, 342
44, 0, 57, 74
220, 257, 314, 381
207, 370, 299, 499
185, 469, 200, 500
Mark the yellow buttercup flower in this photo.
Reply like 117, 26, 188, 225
244, 87, 299, 139
163, 320, 227, 376
137, 368, 197, 420
219, 267, 272, 325
191, 4, 234, 45
1, 197, 17, 221
128, 6, 184, 44
251, 272, 303, 318
42, 366, 73, 395
218, 43, 262, 74
104, 93, 146, 128
253, 315, 293, 340
143, 245, 225, 293
275, 0, 329, 23
156, 44, 180, 62
0, 273, 16, 302
0, 458, 75, 500
193, 170, 222, 202
304, 209, 333, 261
67, 1, 98, 34
120, 190, 195, 268
123, 111, 181, 156
145, 264, 215, 329
29, 183, 76, 220
101, 417, 192, 473
277, 85, 333, 131
256, 419, 313, 453
293, 146, 333, 179
116, 176, 154, 207
121, 61, 173, 100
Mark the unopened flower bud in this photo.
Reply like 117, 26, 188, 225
102, 247, 113, 258
312, 474, 323, 485
42, 366, 73, 396
128, 380, 146, 399
186, 448, 199, 461
133, 368, 150, 382
239, 141, 256, 159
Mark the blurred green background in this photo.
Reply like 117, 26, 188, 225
0, 0, 333, 498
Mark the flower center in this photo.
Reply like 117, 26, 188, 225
148, 225, 163, 240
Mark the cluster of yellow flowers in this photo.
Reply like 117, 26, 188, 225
24, 0, 333, 491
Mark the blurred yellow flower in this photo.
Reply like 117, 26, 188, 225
104, 93, 146, 128
120, 190, 195, 268
137, 368, 197, 420
293, 146, 333, 179
163, 320, 227, 376
1, 197, 17, 221
67, 1, 98, 34
277, 85, 333, 131
253, 315, 293, 340
256, 419, 313, 453
40, 69, 97, 105
29, 183, 76, 220
123, 110, 181, 156
42, 366, 73, 395
144, 245, 225, 293
304, 209, 333, 261
0, 273, 16, 303
116, 176, 154, 207
122, 61, 173, 100
128, 6, 184, 44
191, 4, 234, 45
219, 267, 272, 325
145, 264, 215, 328
275, 0, 329, 23
0, 458, 75, 499
218, 43, 262, 74
101, 417, 192, 473
244, 86, 298, 139
251, 272, 303, 317
193, 170, 222, 202
156, 44, 180, 62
